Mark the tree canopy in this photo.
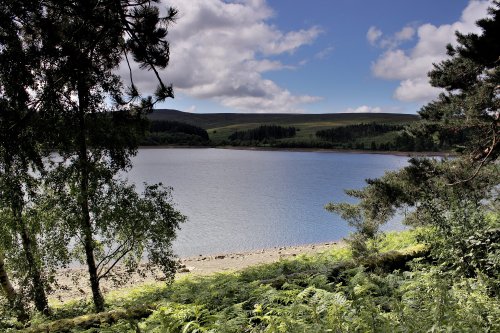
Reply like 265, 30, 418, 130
0, 0, 186, 316
327, 1, 500, 279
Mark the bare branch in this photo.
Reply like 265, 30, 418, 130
97, 242, 135, 281
447, 124, 498, 185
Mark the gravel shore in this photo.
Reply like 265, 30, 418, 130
50, 241, 343, 302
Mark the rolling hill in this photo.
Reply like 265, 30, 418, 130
148, 109, 419, 144
148, 109, 418, 129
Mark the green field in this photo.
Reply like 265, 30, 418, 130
148, 109, 419, 143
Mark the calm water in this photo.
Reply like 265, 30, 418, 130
126, 148, 409, 257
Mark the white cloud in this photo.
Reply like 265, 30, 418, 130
371, 0, 492, 102
367, 26, 382, 45
368, 25, 415, 49
315, 46, 334, 59
395, 26, 415, 42
261, 27, 322, 55
393, 77, 443, 102
343, 105, 383, 113
121, 0, 322, 113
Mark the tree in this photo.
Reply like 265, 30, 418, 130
45, 178, 186, 287
0, 0, 181, 314
0, 1, 52, 315
0, 251, 27, 321
33, 0, 179, 312
419, 1, 499, 168
327, 1, 500, 275
0, 252, 15, 306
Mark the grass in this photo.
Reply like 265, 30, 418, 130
10, 229, 500, 332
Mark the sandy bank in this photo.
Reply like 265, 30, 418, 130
50, 241, 343, 303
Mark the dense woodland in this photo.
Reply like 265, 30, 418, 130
316, 123, 404, 142
228, 125, 297, 142
143, 120, 210, 146
149, 121, 210, 140
0, 0, 499, 332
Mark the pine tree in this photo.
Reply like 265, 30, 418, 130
327, 1, 500, 267
420, 0, 499, 168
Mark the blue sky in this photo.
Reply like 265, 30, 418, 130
129, 0, 492, 114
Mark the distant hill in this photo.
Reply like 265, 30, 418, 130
146, 109, 429, 151
149, 109, 418, 142
148, 109, 419, 130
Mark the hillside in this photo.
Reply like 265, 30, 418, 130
147, 109, 419, 147
148, 109, 418, 129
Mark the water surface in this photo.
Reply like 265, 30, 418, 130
127, 148, 409, 257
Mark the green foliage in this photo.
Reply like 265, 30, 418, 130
325, 202, 383, 258
328, 154, 499, 262
44, 178, 186, 284
16, 231, 500, 332
416, 203, 500, 285
0, 0, 55, 315
325, 8, 500, 333
0, 0, 182, 315
315, 121, 470, 152
395, 267, 500, 332
419, 1, 500, 161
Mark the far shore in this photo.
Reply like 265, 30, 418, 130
50, 241, 345, 303
139, 145, 456, 158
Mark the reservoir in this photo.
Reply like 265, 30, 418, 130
127, 148, 409, 257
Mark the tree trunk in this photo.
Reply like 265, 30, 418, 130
18, 216, 50, 315
5, 159, 50, 315
0, 251, 17, 303
26, 305, 154, 333
77, 78, 105, 313
0, 251, 28, 321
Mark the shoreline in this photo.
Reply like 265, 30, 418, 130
139, 145, 455, 157
50, 241, 344, 303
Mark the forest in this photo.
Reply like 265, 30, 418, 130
316, 123, 404, 142
228, 125, 297, 142
143, 120, 210, 146
0, 0, 499, 332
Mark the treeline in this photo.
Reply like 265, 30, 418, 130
392, 127, 469, 152
377, 127, 469, 152
228, 125, 297, 141
149, 120, 209, 140
143, 120, 210, 146
140, 120, 469, 152
313, 122, 469, 152
316, 123, 403, 142
141, 120, 467, 153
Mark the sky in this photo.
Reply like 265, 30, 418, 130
124, 0, 493, 114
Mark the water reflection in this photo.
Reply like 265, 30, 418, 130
126, 148, 409, 256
